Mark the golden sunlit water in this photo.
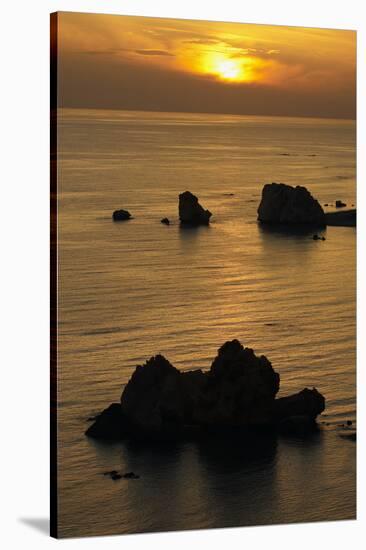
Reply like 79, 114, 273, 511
57, 108, 356, 538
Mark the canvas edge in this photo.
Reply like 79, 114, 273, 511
50, 11, 58, 540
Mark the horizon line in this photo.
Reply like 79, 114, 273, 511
57, 105, 356, 123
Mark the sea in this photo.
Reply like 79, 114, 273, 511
56, 108, 356, 538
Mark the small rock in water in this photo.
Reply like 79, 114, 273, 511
103, 469, 139, 480
324, 203, 329, 207
123, 472, 140, 479
346, 420, 353, 426
335, 200, 347, 208
161, 217, 170, 225
312, 234, 326, 241
112, 209, 132, 221
179, 191, 212, 226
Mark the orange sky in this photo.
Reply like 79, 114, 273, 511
55, 12, 356, 119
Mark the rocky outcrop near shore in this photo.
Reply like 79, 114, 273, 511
86, 339, 325, 442
258, 183, 326, 226
179, 191, 212, 226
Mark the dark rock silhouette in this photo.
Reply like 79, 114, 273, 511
86, 339, 325, 442
194, 340, 280, 428
312, 234, 326, 241
274, 388, 325, 423
121, 355, 185, 439
112, 209, 132, 221
85, 403, 128, 440
161, 217, 170, 225
104, 470, 140, 480
325, 209, 356, 227
179, 191, 212, 226
123, 472, 140, 479
258, 183, 326, 226
335, 200, 347, 208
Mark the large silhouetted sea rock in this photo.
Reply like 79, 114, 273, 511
179, 191, 212, 226
86, 339, 326, 442
258, 183, 326, 226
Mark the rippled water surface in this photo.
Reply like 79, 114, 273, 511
57, 109, 356, 538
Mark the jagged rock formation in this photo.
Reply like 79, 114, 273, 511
258, 183, 326, 226
86, 339, 325, 442
179, 191, 212, 226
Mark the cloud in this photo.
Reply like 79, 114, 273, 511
229, 47, 280, 60
134, 49, 175, 56
183, 38, 221, 45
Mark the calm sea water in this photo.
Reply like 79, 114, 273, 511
57, 108, 356, 538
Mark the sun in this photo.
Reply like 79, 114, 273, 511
215, 59, 242, 80
198, 52, 248, 82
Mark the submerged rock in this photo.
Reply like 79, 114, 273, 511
335, 200, 347, 208
258, 183, 326, 226
161, 217, 170, 225
123, 472, 140, 479
86, 340, 326, 442
103, 470, 140, 480
112, 209, 132, 221
103, 470, 118, 476
179, 191, 212, 226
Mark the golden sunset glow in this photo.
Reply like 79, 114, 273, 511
194, 50, 269, 83
198, 53, 244, 82
212, 57, 242, 81
56, 12, 356, 119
